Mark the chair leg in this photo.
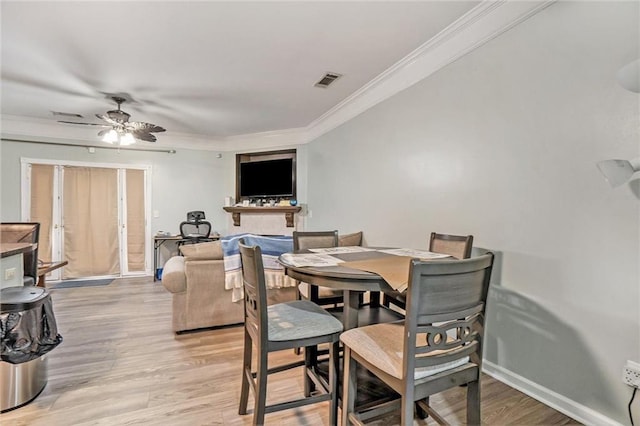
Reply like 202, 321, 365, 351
400, 394, 414, 426
294, 283, 303, 356
329, 341, 339, 426
238, 329, 252, 415
416, 397, 429, 419
303, 345, 317, 397
467, 379, 481, 425
253, 348, 268, 426
341, 346, 357, 426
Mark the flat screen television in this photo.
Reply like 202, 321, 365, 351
239, 158, 295, 199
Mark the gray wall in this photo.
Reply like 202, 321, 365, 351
306, 2, 639, 423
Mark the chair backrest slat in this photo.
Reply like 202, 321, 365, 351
293, 231, 338, 251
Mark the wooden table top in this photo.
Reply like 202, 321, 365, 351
1, 242, 35, 258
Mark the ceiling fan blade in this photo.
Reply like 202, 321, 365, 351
96, 113, 122, 127
58, 120, 110, 127
132, 131, 157, 142
128, 121, 166, 133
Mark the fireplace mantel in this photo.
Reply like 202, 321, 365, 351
223, 206, 302, 228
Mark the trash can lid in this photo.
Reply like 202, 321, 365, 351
1, 286, 48, 313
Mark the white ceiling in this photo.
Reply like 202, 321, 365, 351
1, 1, 483, 149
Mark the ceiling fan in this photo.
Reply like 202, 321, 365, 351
58, 96, 166, 144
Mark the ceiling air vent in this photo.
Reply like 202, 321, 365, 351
314, 72, 342, 88
51, 111, 83, 118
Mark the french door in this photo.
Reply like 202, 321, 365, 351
21, 159, 152, 280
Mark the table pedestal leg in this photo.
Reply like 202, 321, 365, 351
343, 290, 361, 331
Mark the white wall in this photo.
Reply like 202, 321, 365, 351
0, 140, 235, 233
306, 2, 639, 424
0, 140, 309, 263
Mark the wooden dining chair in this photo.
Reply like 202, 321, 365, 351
340, 251, 494, 426
237, 239, 343, 426
383, 232, 474, 310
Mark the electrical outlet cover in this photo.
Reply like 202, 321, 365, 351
623, 360, 640, 387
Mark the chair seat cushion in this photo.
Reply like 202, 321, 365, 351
340, 322, 469, 380
298, 282, 343, 299
268, 300, 343, 341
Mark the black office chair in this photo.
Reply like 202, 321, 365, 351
179, 211, 213, 246
0, 222, 40, 285
186, 211, 205, 222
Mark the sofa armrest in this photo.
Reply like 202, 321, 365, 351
179, 241, 223, 260
183, 258, 225, 288
162, 256, 187, 293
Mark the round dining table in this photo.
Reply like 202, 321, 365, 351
278, 249, 405, 331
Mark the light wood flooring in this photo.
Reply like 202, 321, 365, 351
1, 277, 581, 425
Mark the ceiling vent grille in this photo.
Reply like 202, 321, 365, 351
314, 72, 342, 88
51, 111, 83, 118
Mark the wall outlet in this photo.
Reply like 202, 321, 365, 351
4, 267, 16, 280
623, 360, 640, 387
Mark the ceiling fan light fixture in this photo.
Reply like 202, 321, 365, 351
60, 95, 165, 144
120, 133, 136, 146
102, 129, 119, 144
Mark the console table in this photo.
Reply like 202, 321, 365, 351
223, 206, 302, 228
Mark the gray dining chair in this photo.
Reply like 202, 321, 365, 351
383, 232, 474, 310
429, 232, 474, 260
292, 230, 345, 371
340, 251, 494, 426
293, 230, 344, 307
237, 239, 343, 426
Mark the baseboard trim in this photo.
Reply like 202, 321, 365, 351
482, 360, 622, 426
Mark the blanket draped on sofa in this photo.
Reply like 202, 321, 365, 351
221, 233, 298, 302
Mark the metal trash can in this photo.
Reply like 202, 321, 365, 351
1, 286, 62, 412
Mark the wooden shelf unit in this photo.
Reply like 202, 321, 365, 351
223, 206, 302, 228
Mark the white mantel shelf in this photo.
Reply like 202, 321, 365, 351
223, 206, 302, 228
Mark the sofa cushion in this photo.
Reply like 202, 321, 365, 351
162, 256, 187, 293
179, 240, 223, 260
339, 231, 363, 247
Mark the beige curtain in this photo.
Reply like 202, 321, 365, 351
30, 164, 54, 263
63, 166, 119, 278
126, 169, 145, 272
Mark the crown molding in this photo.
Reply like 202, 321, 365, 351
223, 127, 309, 152
305, 0, 556, 142
0, 114, 309, 152
2, 1, 555, 152
0, 114, 226, 151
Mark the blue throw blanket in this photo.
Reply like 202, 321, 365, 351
221, 233, 296, 302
